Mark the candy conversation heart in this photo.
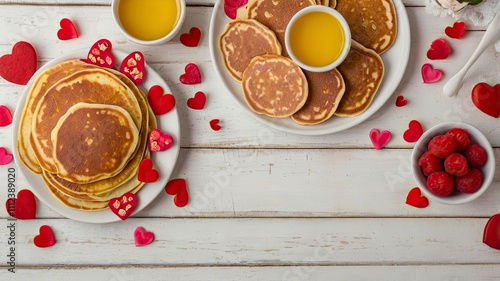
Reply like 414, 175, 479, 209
108, 193, 137, 220
134, 227, 155, 247
421, 63, 443, 84
0, 41, 37, 85
120, 51, 146, 85
369, 129, 391, 150
83, 39, 115, 68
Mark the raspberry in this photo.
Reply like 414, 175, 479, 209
426, 171, 454, 197
455, 168, 483, 194
444, 153, 469, 176
446, 128, 471, 152
418, 152, 444, 176
428, 134, 457, 158
465, 144, 487, 168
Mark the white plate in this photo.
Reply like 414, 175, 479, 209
12, 50, 181, 224
209, 0, 411, 135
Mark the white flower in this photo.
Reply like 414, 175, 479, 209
436, 0, 469, 11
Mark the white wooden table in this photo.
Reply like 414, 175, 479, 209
1, 0, 500, 280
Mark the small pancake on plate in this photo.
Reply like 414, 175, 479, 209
291, 68, 345, 125
335, 40, 384, 117
329, 0, 336, 8
219, 19, 282, 81
242, 54, 308, 118
335, 0, 397, 54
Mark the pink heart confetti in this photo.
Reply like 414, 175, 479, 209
0, 147, 13, 165
0, 105, 13, 127
369, 129, 392, 150
134, 227, 155, 247
421, 63, 443, 84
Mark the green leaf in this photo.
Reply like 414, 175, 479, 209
457, 0, 483, 5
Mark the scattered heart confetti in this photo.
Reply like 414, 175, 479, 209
5, 189, 36, 220
210, 119, 221, 131
34, 225, 56, 248
427, 38, 451, 60
471, 82, 500, 118
0, 147, 13, 165
147, 85, 176, 115
57, 18, 79, 40
0, 41, 37, 85
149, 128, 174, 152
165, 178, 189, 208
369, 129, 392, 150
108, 192, 137, 220
83, 39, 115, 68
180, 27, 201, 47
403, 120, 424, 143
120, 51, 146, 85
421, 63, 444, 84
134, 227, 155, 247
224, 0, 248, 19
483, 214, 500, 250
138, 159, 159, 183
0, 105, 12, 127
395, 95, 407, 107
445, 21, 466, 39
187, 91, 207, 110
405, 187, 429, 208
180, 63, 202, 85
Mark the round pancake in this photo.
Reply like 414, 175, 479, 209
335, 40, 385, 117
291, 68, 345, 125
51, 103, 139, 184
242, 54, 308, 118
335, 0, 397, 54
329, 0, 336, 8
219, 19, 282, 81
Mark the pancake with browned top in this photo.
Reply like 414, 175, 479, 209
242, 54, 308, 118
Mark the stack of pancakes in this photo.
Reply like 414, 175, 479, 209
219, 0, 397, 125
17, 59, 156, 211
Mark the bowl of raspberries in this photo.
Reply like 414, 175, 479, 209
411, 122, 495, 204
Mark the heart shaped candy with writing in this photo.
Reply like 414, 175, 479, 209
224, 0, 248, 19
0, 41, 37, 85
149, 129, 174, 152
108, 192, 137, 220
134, 227, 155, 247
120, 51, 146, 85
5, 189, 36, 220
34, 225, 56, 248
483, 214, 500, 250
0, 147, 13, 165
138, 159, 159, 183
83, 39, 115, 68
57, 18, 79, 40
395, 95, 408, 107
427, 38, 451, 60
187, 91, 207, 110
421, 63, 443, 84
405, 187, 429, 208
210, 119, 221, 131
471, 83, 500, 118
0, 105, 12, 127
369, 129, 392, 150
165, 178, 189, 208
180, 63, 202, 85
445, 21, 466, 39
147, 85, 176, 115
180, 27, 202, 47
403, 120, 424, 143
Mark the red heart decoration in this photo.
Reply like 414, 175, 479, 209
180, 27, 202, 47
149, 129, 174, 152
421, 63, 444, 84
405, 187, 429, 208
120, 51, 146, 85
5, 189, 36, 220
395, 95, 408, 107
147, 85, 176, 115
224, 0, 248, 19
83, 39, 115, 68
138, 159, 159, 183
427, 38, 451, 60
165, 178, 189, 208
471, 82, 500, 118
187, 91, 207, 110
210, 119, 222, 131
57, 18, 79, 40
0, 147, 13, 165
403, 120, 424, 143
445, 21, 466, 39
180, 63, 202, 85
0, 41, 37, 85
108, 192, 137, 220
483, 214, 500, 250
34, 225, 56, 248
369, 129, 392, 150
0, 105, 12, 127
134, 227, 155, 247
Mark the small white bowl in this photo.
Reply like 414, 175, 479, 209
411, 122, 495, 204
111, 0, 186, 45
285, 5, 351, 72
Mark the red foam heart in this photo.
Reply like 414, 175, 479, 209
483, 214, 500, 250
210, 119, 221, 131
0, 41, 37, 85
180, 27, 201, 47
0, 147, 13, 165
421, 63, 444, 84
180, 63, 202, 85
108, 192, 137, 220
138, 159, 159, 183
224, 0, 248, 19
395, 95, 408, 107
369, 129, 392, 150
445, 21, 466, 39
134, 227, 155, 247
147, 85, 176, 115
5, 189, 36, 220
471, 82, 500, 118
427, 38, 451, 60
165, 178, 189, 208
405, 187, 429, 208
0, 105, 13, 127
120, 51, 146, 85
83, 39, 115, 68
34, 225, 55, 248
187, 91, 207, 110
403, 120, 424, 143
149, 129, 174, 152
57, 18, 79, 40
